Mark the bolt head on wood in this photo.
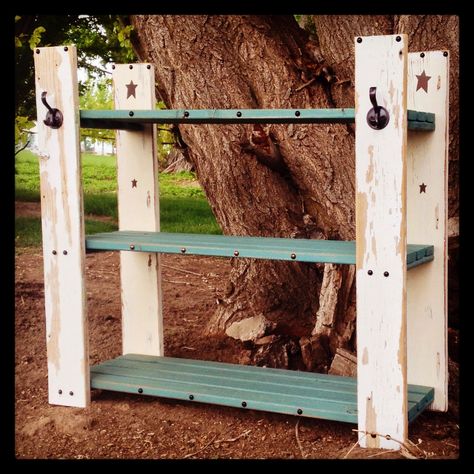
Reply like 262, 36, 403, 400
181, 248, 186, 253
290, 253, 296, 260
241, 401, 247, 407
234, 250, 239, 257
138, 388, 143, 394
297, 408, 303, 415
130, 244, 135, 250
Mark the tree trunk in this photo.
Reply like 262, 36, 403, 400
130, 15, 459, 370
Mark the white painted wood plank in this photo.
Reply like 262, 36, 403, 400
34, 46, 89, 407
113, 63, 163, 356
407, 51, 449, 411
355, 35, 408, 450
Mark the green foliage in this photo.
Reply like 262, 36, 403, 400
15, 116, 35, 151
15, 15, 137, 120
80, 76, 115, 145
28, 26, 46, 50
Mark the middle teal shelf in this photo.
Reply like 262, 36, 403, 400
85, 230, 433, 268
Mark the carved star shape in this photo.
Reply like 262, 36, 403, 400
416, 70, 431, 93
131, 179, 138, 188
419, 183, 427, 193
126, 80, 137, 99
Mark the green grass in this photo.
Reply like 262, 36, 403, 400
15, 150, 221, 247
15, 217, 118, 248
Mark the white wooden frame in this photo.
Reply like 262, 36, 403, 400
33, 38, 448, 449
355, 34, 409, 449
34, 46, 90, 407
406, 51, 449, 411
112, 64, 163, 356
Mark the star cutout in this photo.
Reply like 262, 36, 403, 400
131, 179, 137, 188
416, 70, 431, 93
126, 80, 137, 99
419, 183, 427, 193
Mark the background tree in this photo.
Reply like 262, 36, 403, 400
129, 15, 459, 370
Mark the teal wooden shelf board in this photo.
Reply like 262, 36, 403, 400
90, 354, 434, 424
80, 109, 435, 131
85, 230, 433, 268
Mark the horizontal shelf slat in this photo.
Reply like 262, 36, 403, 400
80, 109, 435, 131
85, 230, 434, 268
90, 354, 434, 424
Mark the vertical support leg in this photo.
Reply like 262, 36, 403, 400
355, 35, 408, 449
407, 52, 449, 411
113, 63, 163, 356
34, 46, 89, 407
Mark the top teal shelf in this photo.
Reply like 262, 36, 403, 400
80, 109, 435, 131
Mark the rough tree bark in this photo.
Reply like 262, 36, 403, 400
130, 15, 459, 371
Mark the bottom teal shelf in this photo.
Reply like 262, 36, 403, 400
90, 354, 433, 424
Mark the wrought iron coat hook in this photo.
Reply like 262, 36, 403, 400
41, 91, 63, 129
366, 87, 389, 130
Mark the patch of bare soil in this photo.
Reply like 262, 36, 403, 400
14, 208, 460, 459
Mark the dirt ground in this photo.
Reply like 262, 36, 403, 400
14, 205, 460, 460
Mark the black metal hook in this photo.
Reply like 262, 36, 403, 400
366, 87, 389, 130
41, 91, 63, 129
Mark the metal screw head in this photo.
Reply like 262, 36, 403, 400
189, 394, 194, 400
35, 49, 40, 54
368, 270, 373, 275
295, 111, 300, 117
396, 36, 402, 42
52, 250, 57, 255
138, 388, 143, 394
184, 111, 190, 118
181, 248, 186, 254
130, 244, 135, 250
236, 111, 242, 117
112, 64, 116, 70
69, 391, 74, 396
234, 250, 239, 257
297, 408, 303, 415
384, 271, 389, 277
357, 37, 362, 43
371, 433, 377, 438
58, 389, 62, 395
241, 401, 247, 408
147, 64, 151, 69
129, 65, 133, 69
129, 111, 134, 117
63, 250, 68, 255
420, 52, 425, 58
290, 253, 296, 260
443, 51, 448, 57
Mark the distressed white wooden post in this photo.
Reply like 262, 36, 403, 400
355, 34, 408, 449
34, 46, 90, 407
407, 51, 449, 411
113, 63, 163, 356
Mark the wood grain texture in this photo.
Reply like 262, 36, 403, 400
355, 35, 408, 449
34, 46, 90, 407
407, 51, 449, 411
113, 63, 163, 356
